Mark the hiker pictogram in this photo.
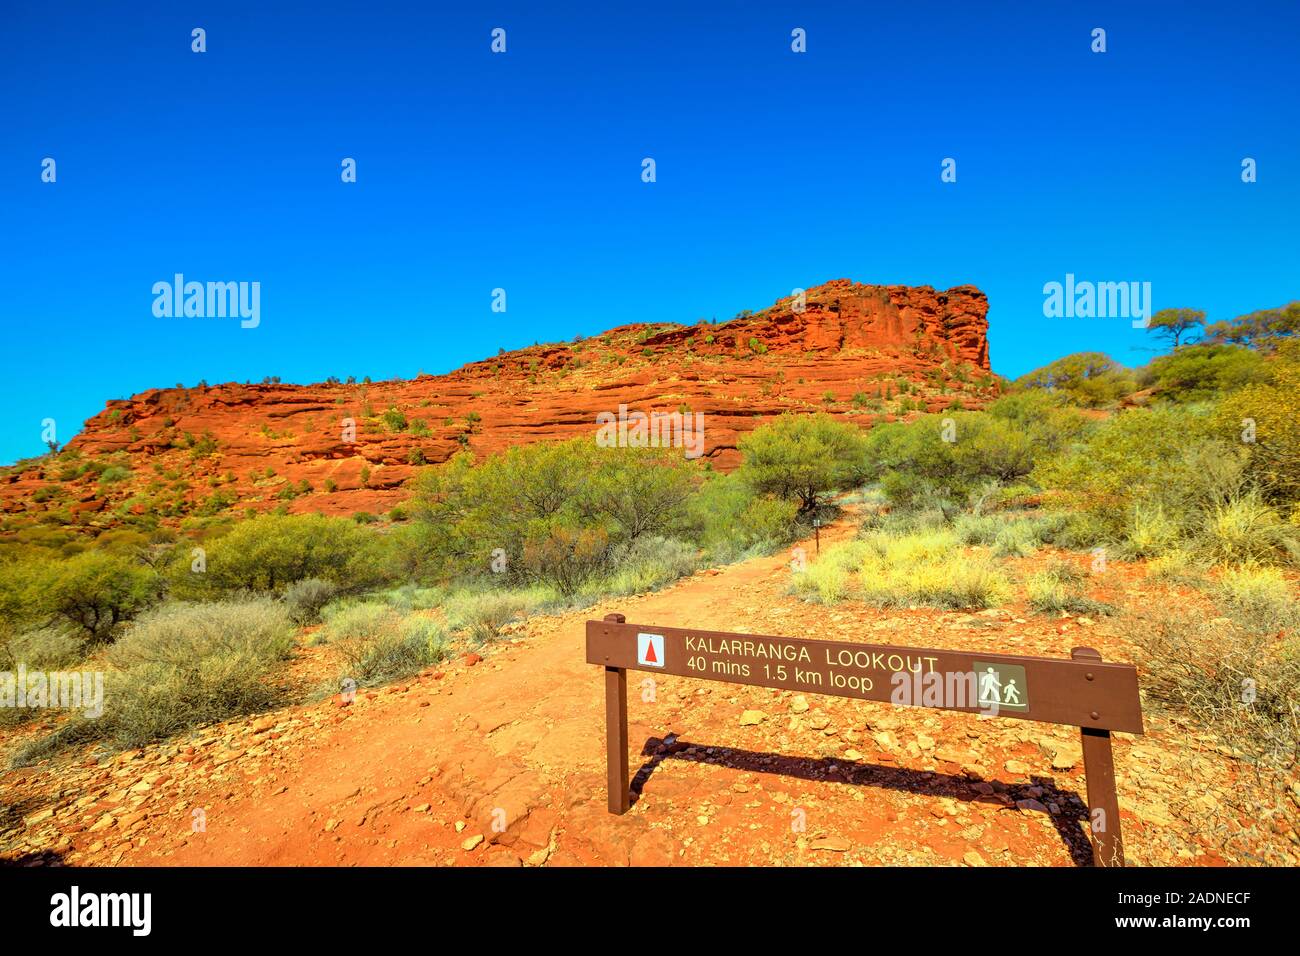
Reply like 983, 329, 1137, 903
974, 661, 1029, 711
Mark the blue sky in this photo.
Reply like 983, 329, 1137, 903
2, 1, 1297, 464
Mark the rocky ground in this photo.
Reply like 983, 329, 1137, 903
2, 516, 1295, 868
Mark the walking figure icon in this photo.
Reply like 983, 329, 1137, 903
974, 661, 1029, 711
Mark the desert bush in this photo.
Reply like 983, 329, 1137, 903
1145, 549, 1206, 584
319, 600, 391, 643
994, 515, 1066, 557
1126, 605, 1299, 826
951, 512, 1001, 546
984, 390, 1091, 448
0, 624, 87, 729
1216, 342, 1300, 506
864, 412, 1042, 509
281, 577, 341, 626
791, 542, 866, 604
950, 510, 1066, 557
689, 472, 800, 562
12, 598, 294, 764
330, 610, 447, 686
861, 551, 1010, 609
409, 439, 700, 585
109, 598, 294, 671
1035, 405, 1246, 548
381, 407, 408, 432
1, 625, 85, 670
1119, 503, 1184, 559
520, 524, 611, 596
1213, 565, 1300, 633
376, 584, 448, 612
320, 600, 448, 676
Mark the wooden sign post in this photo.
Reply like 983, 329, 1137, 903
589, 613, 1143, 866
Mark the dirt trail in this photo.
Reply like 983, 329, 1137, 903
6, 511, 1241, 867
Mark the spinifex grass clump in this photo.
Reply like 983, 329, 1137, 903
317, 601, 448, 684
792, 529, 1012, 610
1213, 564, 1300, 633
1025, 559, 1115, 616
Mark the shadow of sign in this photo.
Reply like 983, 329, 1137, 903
630, 735, 1097, 867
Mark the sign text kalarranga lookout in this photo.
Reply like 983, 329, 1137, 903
587, 614, 1143, 866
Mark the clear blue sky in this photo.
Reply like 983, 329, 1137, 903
2, 1, 1297, 464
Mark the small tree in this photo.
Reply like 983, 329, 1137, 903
185, 514, 390, 594
1204, 302, 1300, 352
1148, 308, 1206, 349
737, 414, 869, 515
39, 551, 160, 643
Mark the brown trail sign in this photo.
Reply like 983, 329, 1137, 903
587, 613, 1143, 866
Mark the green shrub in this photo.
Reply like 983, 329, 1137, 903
951, 512, 1001, 546
98, 465, 132, 485
1148, 343, 1265, 402
1014, 352, 1137, 408
791, 541, 869, 603
381, 407, 409, 432
520, 525, 610, 595
369, 584, 446, 612
689, 472, 800, 561
183, 514, 391, 594
409, 439, 700, 585
17, 551, 160, 643
1216, 342, 1300, 505
1120, 503, 1184, 559
1035, 405, 1236, 543
864, 412, 1039, 509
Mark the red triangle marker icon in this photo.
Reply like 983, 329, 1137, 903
644, 640, 658, 664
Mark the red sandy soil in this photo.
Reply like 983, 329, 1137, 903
0, 280, 996, 526
4, 513, 1291, 867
